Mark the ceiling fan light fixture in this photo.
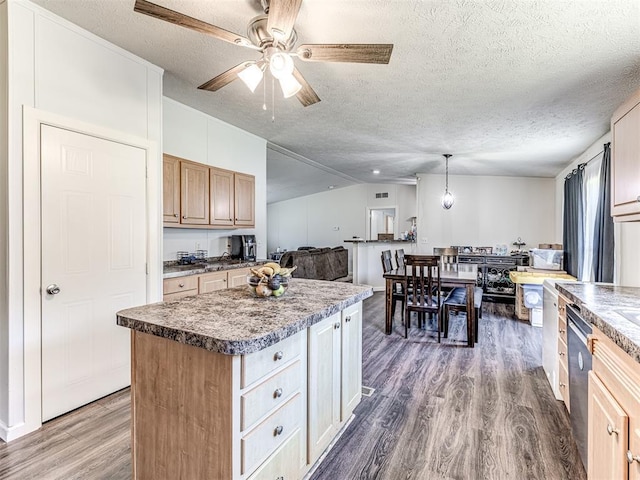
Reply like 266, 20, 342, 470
237, 62, 265, 93
441, 154, 454, 210
269, 51, 295, 79
278, 73, 302, 98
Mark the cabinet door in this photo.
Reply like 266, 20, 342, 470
588, 371, 629, 480
341, 302, 363, 422
234, 173, 255, 227
163, 155, 180, 223
612, 94, 640, 218
307, 313, 341, 464
180, 161, 210, 225
210, 167, 235, 227
228, 267, 250, 288
198, 271, 227, 293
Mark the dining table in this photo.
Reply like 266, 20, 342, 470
383, 266, 478, 347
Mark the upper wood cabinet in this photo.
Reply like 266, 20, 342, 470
163, 155, 180, 224
210, 167, 235, 227
163, 154, 255, 229
612, 88, 640, 221
235, 173, 256, 227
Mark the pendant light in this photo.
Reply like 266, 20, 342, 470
441, 154, 454, 210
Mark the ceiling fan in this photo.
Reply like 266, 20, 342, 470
134, 0, 394, 107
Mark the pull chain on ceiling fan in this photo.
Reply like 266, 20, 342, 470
134, 0, 394, 107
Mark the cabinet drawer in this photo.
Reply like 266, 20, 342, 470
241, 360, 302, 431
163, 276, 198, 295
163, 289, 197, 301
242, 332, 302, 388
247, 428, 302, 480
558, 337, 568, 369
558, 314, 567, 342
559, 361, 570, 412
241, 393, 302, 475
198, 271, 227, 293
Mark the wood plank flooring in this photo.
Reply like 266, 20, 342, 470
0, 292, 585, 480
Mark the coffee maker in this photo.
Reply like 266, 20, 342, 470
230, 235, 256, 261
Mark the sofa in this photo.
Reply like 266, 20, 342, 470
279, 246, 348, 281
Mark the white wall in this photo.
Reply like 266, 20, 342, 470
0, 1, 9, 429
416, 174, 555, 254
162, 97, 267, 261
554, 131, 640, 287
267, 183, 416, 271
1, 0, 163, 441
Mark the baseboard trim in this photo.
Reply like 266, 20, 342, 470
0, 419, 41, 443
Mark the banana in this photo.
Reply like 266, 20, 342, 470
263, 262, 281, 275
260, 266, 274, 277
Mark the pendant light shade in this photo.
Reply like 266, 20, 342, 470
238, 62, 265, 93
441, 154, 454, 210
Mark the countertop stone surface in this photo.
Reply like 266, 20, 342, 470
163, 258, 266, 279
117, 278, 373, 355
556, 282, 640, 364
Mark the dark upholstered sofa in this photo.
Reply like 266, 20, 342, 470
279, 247, 348, 281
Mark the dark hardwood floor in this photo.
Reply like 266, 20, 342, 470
0, 293, 585, 480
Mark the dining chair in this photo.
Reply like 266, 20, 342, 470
381, 251, 404, 322
395, 249, 405, 268
403, 254, 442, 340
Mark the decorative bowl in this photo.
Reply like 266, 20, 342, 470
247, 273, 290, 298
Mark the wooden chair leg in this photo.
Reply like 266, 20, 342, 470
443, 305, 449, 338
475, 306, 480, 343
391, 297, 396, 320
404, 310, 409, 338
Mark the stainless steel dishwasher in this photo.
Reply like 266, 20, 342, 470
567, 303, 592, 471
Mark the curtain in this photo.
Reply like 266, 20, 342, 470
581, 158, 602, 281
592, 143, 614, 282
563, 167, 584, 279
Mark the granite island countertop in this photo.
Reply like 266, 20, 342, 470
117, 278, 373, 355
556, 282, 640, 364
163, 258, 267, 279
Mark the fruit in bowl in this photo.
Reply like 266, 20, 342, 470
247, 263, 296, 298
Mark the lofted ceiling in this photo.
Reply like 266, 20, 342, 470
30, 0, 640, 203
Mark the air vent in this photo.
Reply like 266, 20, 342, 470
375, 192, 389, 199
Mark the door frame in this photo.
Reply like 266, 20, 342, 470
22, 106, 161, 436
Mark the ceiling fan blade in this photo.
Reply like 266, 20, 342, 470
292, 68, 320, 107
296, 44, 394, 64
198, 63, 252, 92
134, 0, 255, 49
267, 0, 303, 42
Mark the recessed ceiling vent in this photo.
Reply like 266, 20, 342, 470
375, 192, 389, 199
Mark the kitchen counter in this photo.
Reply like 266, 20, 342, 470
162, 258, 266, 279
556, 282, 640, 364
117, 278, 373, 355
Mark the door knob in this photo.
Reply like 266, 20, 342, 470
46, 284, 61, 295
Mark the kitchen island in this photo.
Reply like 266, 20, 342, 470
117, 279, 373, 480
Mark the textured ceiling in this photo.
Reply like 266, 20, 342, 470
30, 0, 640, 203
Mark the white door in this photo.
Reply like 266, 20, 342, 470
41, 125, 147, 421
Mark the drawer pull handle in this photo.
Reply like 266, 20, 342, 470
334, 322, 341, 329
274, 425, 283, 436
274, 351, 284, 361
559, 329, 565, 334
274, 388, 283, 398
607, 424, 619, 436
627, 451, 640, 464
559, 352, 565, 356
276, 477, 284, 480
179, 283, 185, 288
559, 382, 566, 387
345, 316, 351, 322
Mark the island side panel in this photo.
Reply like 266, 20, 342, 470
131, 330, 234, 480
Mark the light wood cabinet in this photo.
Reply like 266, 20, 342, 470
162, 275, 198, 300
557, 295, 570, 411
163, 154, 256, 229
228, 267, 251, 288
234, 173, 255, 227
210, 167, 235, 227
198, 271, 228, 293
180, 161, 210, 225
589, 326, 640, 479
611, 87, 640, 221
162, 155, 180, 223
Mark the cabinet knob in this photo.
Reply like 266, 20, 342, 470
274, 425, 284, 436
334, 322, 341, 329
559, 329, 565, 334
559, 382, 566, 387
179, 283, 185, 288
345, 316, 351, 323
182, 215, 187, 219
174, 213, 178, 217
274, 388, 283, 398
274, 351, 284, 361
559, 351, 565, 356
627, 450, 640, 464
607, 424, 619, 436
